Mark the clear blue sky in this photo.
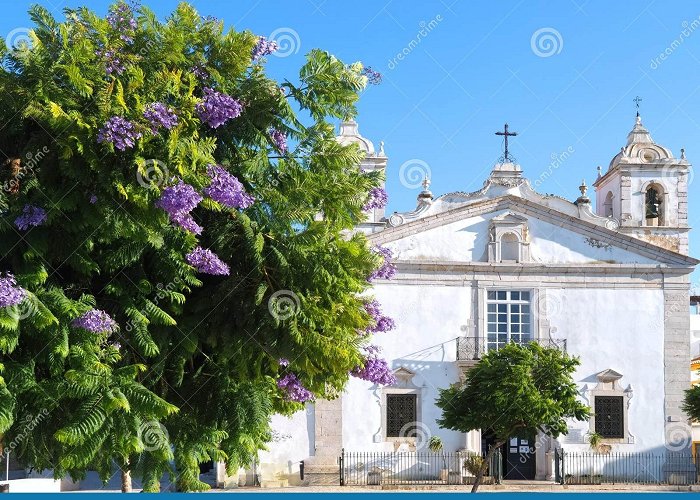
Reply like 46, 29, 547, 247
4, 0, 700, 274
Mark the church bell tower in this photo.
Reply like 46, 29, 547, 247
593, 113, 691, 254
336, 120, 388, 234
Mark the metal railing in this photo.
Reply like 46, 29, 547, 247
456, 337, 567, 361
339, 449, 502, 486
555, 449, 699, 485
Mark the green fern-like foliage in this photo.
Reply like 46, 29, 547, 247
0, 0, 383, 490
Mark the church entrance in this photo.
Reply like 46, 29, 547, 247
503, 434, 536, 480
483, 432, 536, 480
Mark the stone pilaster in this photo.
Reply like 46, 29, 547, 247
663, 288, 692, 449
619, 173, 632, 226
304, 397, 343, 486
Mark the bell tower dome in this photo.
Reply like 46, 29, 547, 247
593, 114, 691, 254
336, 120, 388, 234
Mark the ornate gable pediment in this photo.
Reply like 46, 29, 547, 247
392, 366, 419, 389
491, 211, 528, 224
370, 195, 698, 267
596, 368, 623, 384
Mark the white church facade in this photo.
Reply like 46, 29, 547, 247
258, 115, 697, 484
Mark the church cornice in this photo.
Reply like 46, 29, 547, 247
389, 261, 694, 275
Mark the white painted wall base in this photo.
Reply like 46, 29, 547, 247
0, 478, 61, 493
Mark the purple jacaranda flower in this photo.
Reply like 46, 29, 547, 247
155, 180, 203, 234
15, 205, 47, 230
203, 165, 255, 209
363, 299, 396, 334
143, 102, 178, 134
196, 87, 243, 129
363, 187, 388, 210
97, 116, 142, 151
368, 245, 396, 281
96, 48, 126, 75
252, 36, 278, 61
362, 66, 382, 85
107, 2, 138, 44
277, 372, 313, 402
0, 272, 26, 308
351, 345, 396, 385
185, 246, 230, 276
269, 128, 287, 153
72, 309, 118, 334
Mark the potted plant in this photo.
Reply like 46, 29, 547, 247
587, 431, 612, 454
429, 436, 452, 482
462, 454, 492, 485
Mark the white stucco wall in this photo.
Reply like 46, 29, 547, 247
544, 287, 666, 452
256, 411, 313, 484
595, 175, 621, 219
342, 283, 468, 453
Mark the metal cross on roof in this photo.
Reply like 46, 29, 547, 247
495, 123, 518, 162
634, 96, 642, 117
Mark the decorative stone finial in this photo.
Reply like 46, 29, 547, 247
417, 175, 433, 203
597, 166, 602, 178
575, 179, 590, 205
681, 148, 686, 159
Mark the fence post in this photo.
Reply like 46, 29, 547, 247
560, 448, 565, 485
493, 448, 502, 484
339, 448, 344, 486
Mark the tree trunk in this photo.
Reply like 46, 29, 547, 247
471, 440, 505, 493
121, 459, 132, 493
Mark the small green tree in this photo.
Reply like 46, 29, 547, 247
435, 342, 589, 492
682, 384, 700, 425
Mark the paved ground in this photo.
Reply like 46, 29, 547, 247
76, 483, 696, 493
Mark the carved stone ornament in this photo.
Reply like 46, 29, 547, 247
489, 176, 525, 188
388, 213, 405, 227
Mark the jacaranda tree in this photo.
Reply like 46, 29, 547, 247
0, 1, 397, 491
